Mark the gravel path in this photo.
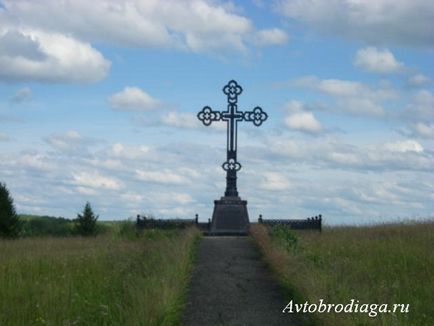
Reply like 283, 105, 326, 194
182, 236, 301, 326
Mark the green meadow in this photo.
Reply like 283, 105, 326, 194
251, 221, 434, 326
2, 214, 433, 326
0, 224, 201, 326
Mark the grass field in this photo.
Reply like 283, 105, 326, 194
0, 225, 201, 326
251, 221, 434, 326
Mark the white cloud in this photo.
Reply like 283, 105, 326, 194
109, 87, 161, 111
0, 28, 110, 83
268, 139, 299, 157
121, 192, 143, 204
135, 169, 187, 185
145, 192, 194, 207
209, 121, 227, 131
407, 74, 432, 87
156, 207, 193, 217
86, 158, 123, 171
75, 186, 97, 196
409, 123, 434, 139
17, 152, 54, 171
260, 172, 290, 190
1, 0, 286, 54
285, 111, 321, 133
405, 89, 434, 120
290, 76, 395, 117
333, 141, 429, 170
12, 87, 32, 103
384, 140, 424, 153
328, 151, 360, 166
283, 100, 304, 112
275, 0, 434, 47
283, 101, 322, 134
266, 136, 433, 172
354, 47, 404, 73
253, 28, 288, 46
161, 110, 226, 131
109, 143, 151, 160
342, 98, 385, 117
172, 193, 194, 204
0, 132, 9, 141
72, 171, 122, 190
44, 130, 92, 154
1, 134, 432, 223
292, 76, 394, 100
316, 79, 364, 97
161, 111, 200, 129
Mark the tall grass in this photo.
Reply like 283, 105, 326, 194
0, 227, 201, 326
251, 221, 434, 326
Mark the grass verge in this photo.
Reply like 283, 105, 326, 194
250, 221, 434, 326
0, 227, 201, 326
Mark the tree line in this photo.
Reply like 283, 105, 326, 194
0, 182, 99, 238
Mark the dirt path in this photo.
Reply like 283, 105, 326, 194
181, 236, 301, 326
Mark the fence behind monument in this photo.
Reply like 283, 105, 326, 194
136, 214, 322, 232
258, 214, 322, 232
136, 214, 210, 231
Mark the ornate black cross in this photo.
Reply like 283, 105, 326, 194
198, 80, 267, 197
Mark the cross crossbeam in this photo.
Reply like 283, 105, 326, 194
197, 80, 267, 197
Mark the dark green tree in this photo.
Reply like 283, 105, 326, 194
0, 182, 20, 238
75, 202, 98, 236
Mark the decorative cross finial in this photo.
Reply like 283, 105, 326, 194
197, 106, 221, 126
223, 80, 243, 104
198, 80, 267, 197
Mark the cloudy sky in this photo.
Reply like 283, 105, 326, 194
0, 0, 433, 225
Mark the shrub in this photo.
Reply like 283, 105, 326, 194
75, 202, 98, 236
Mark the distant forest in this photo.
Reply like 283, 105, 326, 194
19, 215, 75, 237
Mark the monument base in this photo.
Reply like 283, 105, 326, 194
209, 196, 250, 235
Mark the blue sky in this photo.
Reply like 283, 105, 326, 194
0, 0, 433, 224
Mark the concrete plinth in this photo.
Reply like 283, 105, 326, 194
209, 196, 249, 235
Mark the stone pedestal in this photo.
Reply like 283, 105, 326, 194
209, 196, 249, 235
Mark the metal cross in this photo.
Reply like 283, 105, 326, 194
198, 80, 267, 197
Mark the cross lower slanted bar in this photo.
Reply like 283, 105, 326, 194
197, 80, 267, 197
